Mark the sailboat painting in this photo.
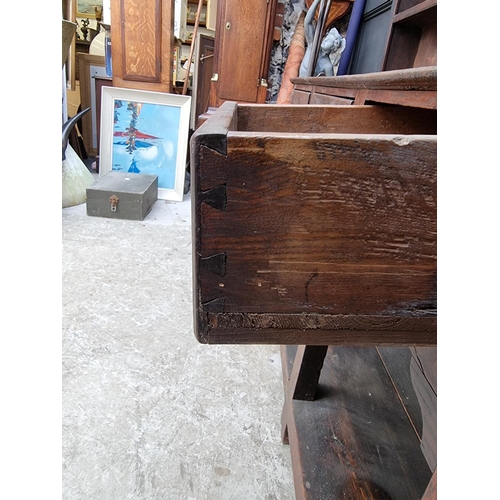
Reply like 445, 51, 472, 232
99, 87, 191, 201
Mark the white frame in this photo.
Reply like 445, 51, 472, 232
99, 86, 191, 202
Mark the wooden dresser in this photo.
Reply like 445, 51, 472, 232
191, 65, 437, 499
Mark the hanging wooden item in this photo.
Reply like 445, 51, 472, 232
305, 0, 353, 32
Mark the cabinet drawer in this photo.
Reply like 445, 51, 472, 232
191, 102, 436, 345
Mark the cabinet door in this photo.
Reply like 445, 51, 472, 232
110, 0, 175, 92
211, 0, 277, 105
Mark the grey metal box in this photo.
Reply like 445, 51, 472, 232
86, 171, 158, 221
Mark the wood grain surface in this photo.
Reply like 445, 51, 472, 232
191, 102, 436, 345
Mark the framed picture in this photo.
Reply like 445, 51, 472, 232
78, 54, 106, 157
99, 86, 191, 202
77, 0, 102, 18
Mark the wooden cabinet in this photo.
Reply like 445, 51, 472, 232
209, 0, 277, 106
383, 0, 437, 70
191, 68, 437, 499
348, 0, 436, 74
110, 0, 175, 92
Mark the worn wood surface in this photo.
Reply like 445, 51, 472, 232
290, 67, 437, 108
191, 102, 437, 345
411, 346, 437, 393
421, 469, 437, 500
377, 347, 424, 436
377, 346, 437, 471
291, 84, 437, 109
291, 66, 437, 91
236, 104, 436, 135
410, 354, 437, 471
282, 346, 432, 499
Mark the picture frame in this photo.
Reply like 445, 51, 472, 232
99, 86, 191, 202
77, 0, 102, 18
78, 53, 106, 157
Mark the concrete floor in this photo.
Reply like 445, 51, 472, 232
62, 179, 295, 500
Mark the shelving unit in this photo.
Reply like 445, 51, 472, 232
280, 345, 435, 500
383, 0, 437, 70
185, 0, 209, 40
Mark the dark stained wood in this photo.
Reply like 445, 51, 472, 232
288, 346, 329, 401
204, 313, 436, 345
193, 34, 215, 129
413, 23, 437, 68
191, 101, 436, 345
110, 0, 174, 92
394, 0, 437, 24
280, 346, 328, 445
193, 67, 438, 499
282, 346, 432, 499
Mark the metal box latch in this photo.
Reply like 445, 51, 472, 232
109, 195, 119, 212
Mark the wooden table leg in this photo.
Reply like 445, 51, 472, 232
281, 345, 328, 443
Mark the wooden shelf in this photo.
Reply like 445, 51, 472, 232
393, 1, 437, 26
383, 0, 437, 71
281, 345, 434, 499
395, 0, 436, 17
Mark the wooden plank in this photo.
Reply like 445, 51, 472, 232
309, 93, 354, 105
283, 346, 432, 499
410, 355, 437, 471
363, 89, 437, 109
377, 347, 424, 437
393, 1, 437, 25
421, 469, 437, 500
291, 66, 437, 91
378, 346, 436, 471
353, 89, 369, 105
204, 313, 436, 345
236, 104, 436, 134
290, 89, 312, 104
410, 346, 437, 393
